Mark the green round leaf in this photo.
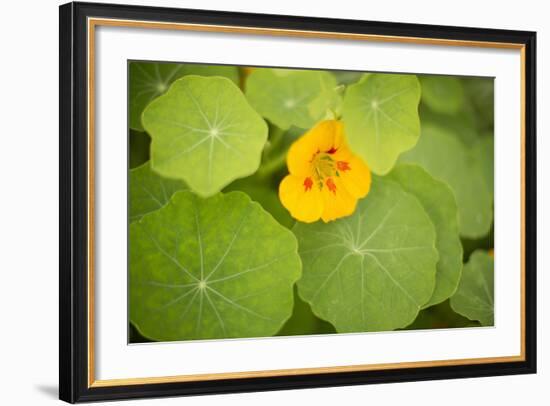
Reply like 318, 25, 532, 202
387, 164, 463, 307
450, 250, 494, 326
130, 191, 302, 341
245, 69, 340, 129
400, 123, 493, 239
419, 75, 465, 115
472, 135, 494, 197
142, 76, 268, 197
342, 73, 421, 175
462, 77, 494, 132
129, 62, 239, 131
294, 179, 438, 332
129, 161, 187, 223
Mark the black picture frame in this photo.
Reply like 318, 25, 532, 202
59, 1, 537, 403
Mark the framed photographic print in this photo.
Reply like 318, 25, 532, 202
59, 1, 537, 403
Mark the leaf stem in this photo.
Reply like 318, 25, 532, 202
256, 151, 288, 179
256, 125, 288, 179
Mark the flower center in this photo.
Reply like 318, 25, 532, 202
305, 150, 351, 193
311, 152, 337, 182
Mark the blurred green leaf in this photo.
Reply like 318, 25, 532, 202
419, 104, 479, 146
245, 69, 340, 129
400, 123, 493, 239
142, 76, 268, 197
342, 73, 421, 175
388, 164, 463, 307
130, 191, 302, 341
129, 162, 186, 223
450, 250, 494, 326
294, 178, 438, 332
331, 70, 364, 85
419, 75, 465, 115
129, 62, 239, 131
472, 134, 495, 196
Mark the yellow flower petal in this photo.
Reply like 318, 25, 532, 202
338, 156, 372, 198
287, 120, 345, 176
286, 133, 317, 177
331, 141, 353, 161
320, 176, 357, 222
279, 175, 323, 223
308, 120, 345, 152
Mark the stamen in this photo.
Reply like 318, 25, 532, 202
310, 151, 339, 186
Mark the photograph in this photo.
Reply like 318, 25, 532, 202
127, 62, 495, 343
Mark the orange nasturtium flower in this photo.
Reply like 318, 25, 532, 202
279, 120, 371, 223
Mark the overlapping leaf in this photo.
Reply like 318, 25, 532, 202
388, 164, 462, 307
277, 287, 336, 336
294, 178, 438, 332
129, 162, 186, 222
130, 191, 302, 341
142, 76, 268, 197
404, 300, 479, 330
342, 73, 421, 175
129, 62, 239, 131
245, 69, 341, 129
450, 250, 494, 326
400, 123, 493, 238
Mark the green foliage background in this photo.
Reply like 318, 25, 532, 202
128, 62, 494, 343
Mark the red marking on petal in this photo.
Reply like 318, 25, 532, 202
337, 161, 351, 171
303, 177, 313, 192
326, 178, 337, 194
327, 147, 338, 154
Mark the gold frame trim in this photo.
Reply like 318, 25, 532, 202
87, 17, 527, 388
